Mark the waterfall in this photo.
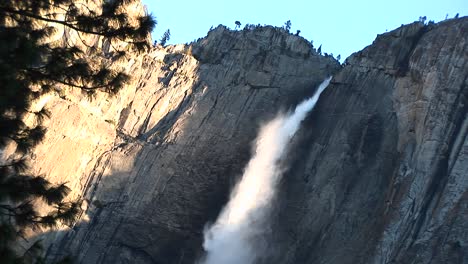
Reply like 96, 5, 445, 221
199, 77, 332, 264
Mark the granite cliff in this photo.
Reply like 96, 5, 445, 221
26, 13, 467, 264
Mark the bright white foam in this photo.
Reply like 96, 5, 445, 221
199, 77, 332, 264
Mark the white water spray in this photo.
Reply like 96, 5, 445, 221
199, 77, 332, 264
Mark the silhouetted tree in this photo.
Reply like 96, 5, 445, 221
337, 54, 341, 61
0, 0, 155, 262
295, 30, 301, 36
235, 21, 241, 29
160, 29, 171, 46
317, 44, 322, 54
284, 20, 291, 32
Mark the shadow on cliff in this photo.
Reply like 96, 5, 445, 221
259, 17, 468, 263
260, 65, 402, 263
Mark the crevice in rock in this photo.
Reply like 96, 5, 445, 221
396, 25, 429, 77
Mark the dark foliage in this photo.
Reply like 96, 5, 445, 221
284, 20, 291, 32
0, 0, 155, 263
159, 29, 171, 46
235, 20, 241, 29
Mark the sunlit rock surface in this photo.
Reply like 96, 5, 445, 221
31, 14, 467, 264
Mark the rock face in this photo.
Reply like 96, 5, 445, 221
270, 19, 468, 264
33, 17, 467, 264
36, 25, 339, 263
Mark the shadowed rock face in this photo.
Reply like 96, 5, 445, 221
269, 19, 468, 264
34, 18, 467, 264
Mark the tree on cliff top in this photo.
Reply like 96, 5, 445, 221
159, 29, 171, 46
284, 20, 291, 32
0, 0, 155, 262
235, 21, 241, 29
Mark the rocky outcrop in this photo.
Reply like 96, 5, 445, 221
30, 13, 467, 264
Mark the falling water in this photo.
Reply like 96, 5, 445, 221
199, 77, 332, 264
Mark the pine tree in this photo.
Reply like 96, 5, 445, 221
284, 20, 291, 32
235, 21, 241, 30
159, 29, 171, 46
0, 0, 155, 262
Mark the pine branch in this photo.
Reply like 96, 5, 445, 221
1, 7, 110, 36
0, 158, 28, 173
0, 1, 154, 260
1, 6, 154, 42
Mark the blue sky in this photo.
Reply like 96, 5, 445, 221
143, 0, 467, 60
